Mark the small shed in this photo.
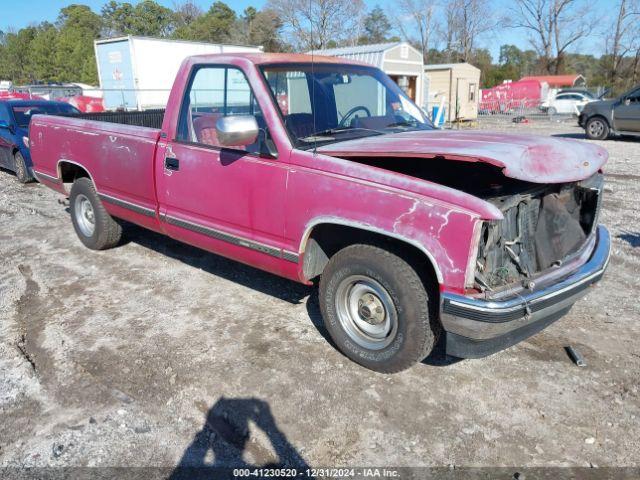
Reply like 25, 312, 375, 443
312, 42, 425, 106
423, 62, 481, 121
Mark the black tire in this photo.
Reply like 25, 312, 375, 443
69, 177, 122, 250
13, 151, 34, 184
547, 107, 557, 116
319, 244, 439, 373
585, 116, 610, 140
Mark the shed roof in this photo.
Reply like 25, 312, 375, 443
310, 42, 420, 69
424, 62, 480, 72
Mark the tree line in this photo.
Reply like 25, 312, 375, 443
0, 0, 638, 93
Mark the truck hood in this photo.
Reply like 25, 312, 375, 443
316, 130, 608, 183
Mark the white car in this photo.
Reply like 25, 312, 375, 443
542, 92, 595, 115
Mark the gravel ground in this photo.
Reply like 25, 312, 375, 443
0, 120, 639, 473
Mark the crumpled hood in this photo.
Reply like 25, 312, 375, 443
317, 129, 608, 183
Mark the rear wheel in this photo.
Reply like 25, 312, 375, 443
547, 107, 557, 116
585, 117, 609, 140
13, 151, 34, 184
319, 244, 439, 373
69, 177, 122, 250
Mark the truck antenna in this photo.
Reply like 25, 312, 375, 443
310, 0, 317, 156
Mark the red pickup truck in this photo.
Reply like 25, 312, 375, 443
30, 53, 611, 372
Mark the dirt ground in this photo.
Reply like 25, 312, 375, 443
1, 120, 639, 473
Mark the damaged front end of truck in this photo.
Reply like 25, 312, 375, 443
475, 173, 603, 294
317, 130, 611, 358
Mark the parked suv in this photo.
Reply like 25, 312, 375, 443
579, 85, 640, 140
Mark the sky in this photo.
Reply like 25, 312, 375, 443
2, 0, 609, 62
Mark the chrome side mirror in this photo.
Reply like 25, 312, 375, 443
215, 115, 259, 146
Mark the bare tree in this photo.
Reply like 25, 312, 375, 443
605, 0, 640, 87
394, 0, 437, 61
172, 0, 203, 28
506, 0, 596, 74
449, 0, 496, 62
267, 0, 365, 50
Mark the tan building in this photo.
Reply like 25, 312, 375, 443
424, 63, 481, 121
312, 42, 425, 106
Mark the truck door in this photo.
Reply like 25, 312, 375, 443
0, 104, 13, 168
614, 88, 640, 132
155, 65, 289, 269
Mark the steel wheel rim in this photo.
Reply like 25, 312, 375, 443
75, 194, 96, 237
335, 275, 397, 350
588, 120, 604, 137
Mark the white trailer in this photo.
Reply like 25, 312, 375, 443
94, 36, 262, 111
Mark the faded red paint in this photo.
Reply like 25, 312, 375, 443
317, 129, 608, 184
29, 53, 608, 295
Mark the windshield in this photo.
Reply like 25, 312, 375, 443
261, 63, 434, 148
12, 103, 79, 128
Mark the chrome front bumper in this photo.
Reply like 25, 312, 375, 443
441, 225, 611, 358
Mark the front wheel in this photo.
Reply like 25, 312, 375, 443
13, 151, 34, 184
585, 117, 609, 140
319, 244, 439, 373
69, 177, 122, 250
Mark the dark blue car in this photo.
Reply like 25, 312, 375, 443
0, 100, 80, 183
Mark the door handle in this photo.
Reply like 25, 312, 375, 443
165, 156, 179, 171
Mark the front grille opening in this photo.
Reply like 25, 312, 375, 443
475, 174, 602, 290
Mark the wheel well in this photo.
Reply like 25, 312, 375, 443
302, 223, 440, 291
59, 162, 90, 184
587, 114, 610, 127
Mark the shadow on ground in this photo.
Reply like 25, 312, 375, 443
618, 230, 640, 247
552, 132, 640, 142
551, 133, 587, 139
169, 397, 312, 480
108, 222, 462, 369
122, 223, 312, 305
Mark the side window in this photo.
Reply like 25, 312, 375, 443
0, 105, 11, 125
177, 66, 271, 155
627, 89, 640, 103
468, 83, 476, 102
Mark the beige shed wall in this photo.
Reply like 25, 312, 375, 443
424, 64, 481, 121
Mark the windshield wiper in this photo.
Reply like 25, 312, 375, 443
303, 126, 384, 138
385, 120, 419, 128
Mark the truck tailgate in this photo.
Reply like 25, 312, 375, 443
30, 115, 161, 215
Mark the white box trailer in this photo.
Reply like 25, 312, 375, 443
94, 36, 262, 111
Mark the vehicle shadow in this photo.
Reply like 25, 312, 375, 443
87, 220, 462, 368
168, 397, 313, 480
552, 132, 640, 142
551, 133, 587, 139
617, 230, 640, 247
122, 222, 313, 305
421, 335, 463, 367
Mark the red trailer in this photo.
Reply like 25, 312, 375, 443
480, 80, 548, 113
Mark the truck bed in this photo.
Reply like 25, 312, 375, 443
60, 109, 165, 129
29, 114, 161, 227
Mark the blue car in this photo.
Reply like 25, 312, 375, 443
0, 100, 80, 183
